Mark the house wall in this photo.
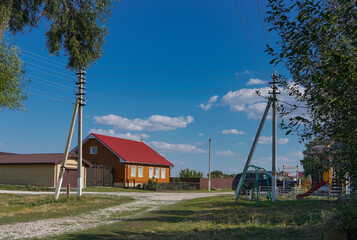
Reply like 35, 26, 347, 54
82, 138, 125, 183
0, 164, 55, 187
82, 138, 171, 186
127, 163, 170, 184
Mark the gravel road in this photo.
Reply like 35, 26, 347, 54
0, 190, 231, 239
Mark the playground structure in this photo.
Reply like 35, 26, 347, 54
235, 165, 272, 207
296, 142, 352, 199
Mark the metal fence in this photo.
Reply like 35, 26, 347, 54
156, 182, 200, 191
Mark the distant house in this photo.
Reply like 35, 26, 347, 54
72, 133, 174, 187
0, 153, 90, 188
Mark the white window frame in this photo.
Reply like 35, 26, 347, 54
155, 168, 160, 179
138, 166, 143, 178
131, 165, 136, 177
90, 146, 98, 155
149, 167, 154, 178
161, 168, 165, 179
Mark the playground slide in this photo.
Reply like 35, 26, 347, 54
296, 180, 328, 199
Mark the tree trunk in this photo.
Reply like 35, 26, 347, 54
0, 0, 13, 42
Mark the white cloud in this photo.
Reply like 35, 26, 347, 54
199, 95, 218, 111
288, 151, 303, 159
89, 129, 149, 141
247, 78, 266, 86
257, 136, 290, 145
222, 129, 245, 135
237, 142, 246, 145
245, 70, 255, 74
195, 142, 204, 146
171, 160, 185, 166
0, 142, 4, 148
216, 150, 237, 156
198, 133, 204, 136
93, 114, 194, 131
149, 141, 205, 153
221, 85, 307, 120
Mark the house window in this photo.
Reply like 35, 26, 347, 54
90, 146, 98, 155
131, 165, 136, 177
138, 166, 143, 178
155, 168, 160, 179
161, 168, 165, 179
149, 167, 154, 178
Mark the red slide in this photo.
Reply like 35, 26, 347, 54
297, 180, 328, 199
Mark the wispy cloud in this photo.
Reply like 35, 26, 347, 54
89, 129, 149, 141
258, 136, 290, 145
199, 95, 218, 111
222, 129, 245, 135
149, 141, 205, 153
247, 78, 265, 86
216, 150, 237, 156
237, 142, 246, 145
198, 133, 204, 136
94, 114, 194, 131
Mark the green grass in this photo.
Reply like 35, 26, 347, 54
0, 184, 54, 192
83, 186, 153, 193
50, 195, 356, 240
0, 194, 133, 225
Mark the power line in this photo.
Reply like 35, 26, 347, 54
26, 66, 74, 82
27, 74, 74, 90
20, 48, 67, 67
28, 91, 73, 103
233, 0, 264, 73
256, 0, 269, 44
27, 87, 73, 102
30, 78, 75, 92
25, 61, 73, 78
94, 66, 242, 73
21, 52, 68, 70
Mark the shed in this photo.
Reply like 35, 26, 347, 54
0, 153, 91, 188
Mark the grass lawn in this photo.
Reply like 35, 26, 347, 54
0, 194, 133, 225
51, 195, 356, 240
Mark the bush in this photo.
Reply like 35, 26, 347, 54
135, 184, 141, 190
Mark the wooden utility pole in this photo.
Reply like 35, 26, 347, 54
76, 69, 86, 197
208, 138, 212, 191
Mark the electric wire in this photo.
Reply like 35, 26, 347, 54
233, 0, 264, 73
27, 87, 73, 102
25, 61, 73, 78
256, 0, 269, 44
20, 48, 67, 67
27, 74, 74, 90
28, 91, 73, 103
29, 78, 75, 92
21, 52, 68, 70
26, 66, 74, 82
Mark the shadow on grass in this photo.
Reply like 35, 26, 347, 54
56, 224, 321, 240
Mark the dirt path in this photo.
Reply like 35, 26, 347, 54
0, 191, 231, 239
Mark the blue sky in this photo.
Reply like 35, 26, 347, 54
0, 0, 305, 176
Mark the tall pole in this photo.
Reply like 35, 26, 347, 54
270, 71, 279, 202
54, 100, 79, 200
234, 99, 272, 199
76, 69, 86, 196
208, 138, 212, 191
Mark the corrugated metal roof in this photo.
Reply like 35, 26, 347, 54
91, 133, 174, 167
0, 153, 92, 166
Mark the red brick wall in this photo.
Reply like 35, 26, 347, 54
180, 178, 234, 190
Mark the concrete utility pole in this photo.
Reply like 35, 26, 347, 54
54, 100, 79, 200
269, 71, 279, 202
76, 69, 86, 197
208, 138, 212, 191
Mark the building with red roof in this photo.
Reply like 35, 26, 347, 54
73, 133, 174, 187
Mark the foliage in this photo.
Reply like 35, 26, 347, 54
0, 0, 115, 70
266, 0, 357, 185
300, 138, 331, 177
0, 40, 27, 111
208, 170, 235, 178
179, 168, 203, 178
141, 179, 156, 191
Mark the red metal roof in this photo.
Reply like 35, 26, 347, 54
0, 153, 92, 166
91, 133, 174, 167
